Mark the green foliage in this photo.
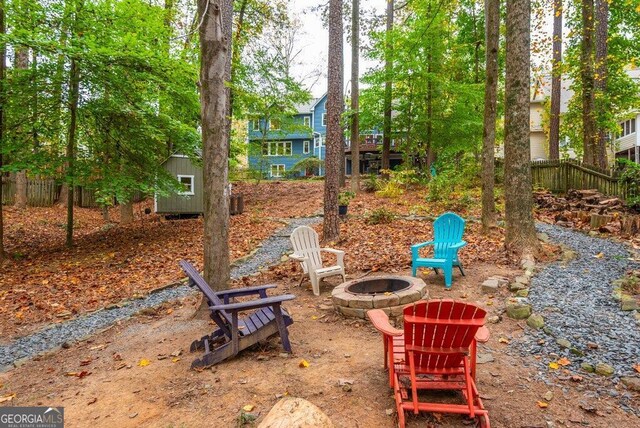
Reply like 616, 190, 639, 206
618, 159, 640, 207
374, 168, 420, 198
338, 191, 355, 206
360, 1, 486, 175
365, 207, 395, 225
427, 156, 480, 202
291, 156, 324, 174
362, 173, 383, 193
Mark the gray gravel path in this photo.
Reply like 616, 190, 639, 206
0, 216, 320, 370
510, 223, 640, 413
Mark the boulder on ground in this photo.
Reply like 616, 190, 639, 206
258, 397, 334, 428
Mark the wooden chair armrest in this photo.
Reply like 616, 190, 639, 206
290, 254, 307, 262
321, 248, 345, 267
321, 248, 344, 255
367, 309, 403, 336
475, 325, 490, 343
411, 241, 434, 251
209, 294, 296, 313
215, 284, 278, 298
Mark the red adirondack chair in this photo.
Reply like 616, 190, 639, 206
368, 300, 490, 428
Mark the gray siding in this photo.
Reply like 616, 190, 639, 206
156, 156, 204, 214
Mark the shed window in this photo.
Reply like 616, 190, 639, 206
270, 164, 285, 178
177, 175, 195, 195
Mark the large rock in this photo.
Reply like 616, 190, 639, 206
481, 279, 500, 294
527, 314, 544, 329
621, 377, 640, 392
621, 295, 639, 311
505, 299, 532, 320
595, 363, 615, 377
258, 397, 334, 428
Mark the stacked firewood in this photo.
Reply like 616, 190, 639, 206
534, 189, 640, 235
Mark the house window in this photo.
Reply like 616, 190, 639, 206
251, 119, 260, 131
269, 119, 281, 130
303, 140, 310, 154
304, 116, 311, 128
619, 119, 637, 138
266, 141, 292, 156
270, 164, 285, 178
322, 113, 327, 127
177, 175, 195, 195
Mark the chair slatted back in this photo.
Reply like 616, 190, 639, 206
179, 260, 232, 325
290, 226, 323, 272
403, 300, 486, 370
433, 212, 466, 258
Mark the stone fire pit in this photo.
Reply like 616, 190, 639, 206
331, 275, 427, 319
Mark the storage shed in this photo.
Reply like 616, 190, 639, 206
155, 153, 204, 215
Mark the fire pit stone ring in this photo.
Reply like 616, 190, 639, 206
331, 275, 428, 319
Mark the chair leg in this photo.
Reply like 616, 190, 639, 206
273, 304, 292, 352
458, 264, 465, 276
432, 268, 439, 275
298, 273, 306, 287
411, 264, 417, 277
310, 273, 320, 296
444, 266, 452, 288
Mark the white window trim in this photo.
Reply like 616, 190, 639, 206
177, 174, 195, 196
266, 141, 292, 156
270, 164, 286, 178
303, 140, 310, 154
251, 119, 260, 131
322, 113, 327, 127
269, 119, 281, 131
304, 116, 311, 128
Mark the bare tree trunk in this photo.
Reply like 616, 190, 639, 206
549, 0, 562, 160
199, 0, 230, 291
481, 0, 499, 232
381, 0, 393, 172
0, 0, 5, 261
323, 0, 343, 242
581, 0, 596, 167
102, 205, 110, 222
593, 0, 608, 169
120, 201, 134, 224
66, 55, 80, 248
14, 47, 29, 210
504, 0, 538, 256
350, 0, 360, 193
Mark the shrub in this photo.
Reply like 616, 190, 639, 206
338, 191, 355, 206
362, 174, 382, 193
365, 208, 395, 225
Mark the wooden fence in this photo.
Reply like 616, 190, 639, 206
530, 160, 630, 200
1, 178, 58, 206
2, 178, 147, 208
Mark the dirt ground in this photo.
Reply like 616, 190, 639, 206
1, 181, 639, 427
1, 264, 638, 428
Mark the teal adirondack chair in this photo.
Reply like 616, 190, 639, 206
411, 212, 466, 288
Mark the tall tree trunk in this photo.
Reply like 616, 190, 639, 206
381, 0, 393, 172
199, 0, 230, 291
581, 0, 596, 167
120, 201, 134, 224
0, 0, 5, 261
481, 0, 499, 232
593, 0, 608, 169
229, 0, 248, 121
66, 56, 80, 248
323, 0, 343, 242
350, 0, 360, 193
504, 0, 538, 256
549, 0, 562, 160
14, 47, 29, 210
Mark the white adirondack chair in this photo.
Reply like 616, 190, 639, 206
289, 226, 346, 296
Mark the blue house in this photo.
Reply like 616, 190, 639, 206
247, 93, 404, 178
247, 95, 328, 178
